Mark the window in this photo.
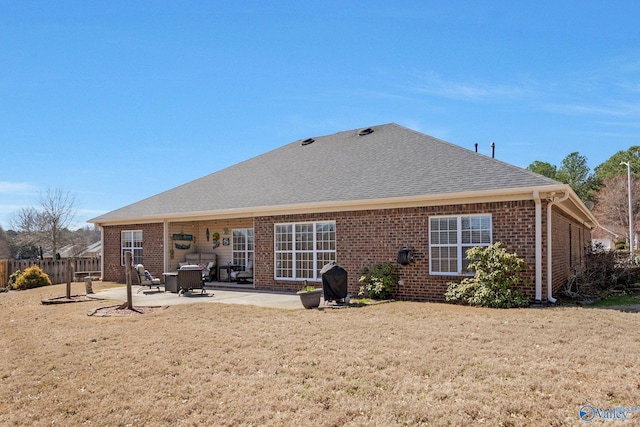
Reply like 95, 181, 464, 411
121, 230, 143, 266
232, 228, 254, 269
274, 221, 336, 280
429, 215, 491, 275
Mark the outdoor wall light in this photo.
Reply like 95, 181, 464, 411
397, 246, 415, 265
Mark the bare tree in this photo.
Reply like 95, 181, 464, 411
0, 226, 10, 259
593, 175, 640, 245
10, 188, 77, 257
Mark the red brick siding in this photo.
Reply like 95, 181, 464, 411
254, 201, 540, 302
102, 223, 164, 283
551, 207, 590, 293
100, 200, 590, 302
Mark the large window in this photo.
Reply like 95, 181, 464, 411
274, 221, 336, 280
121, 230, 143, 266
232, 228, 254, 269
429, 215, 492, 275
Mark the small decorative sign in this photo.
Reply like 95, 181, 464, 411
172, 233, 193, 241
212, 232, 221, 249
222, 238, 230, 246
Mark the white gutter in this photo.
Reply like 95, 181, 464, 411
92, 184, 578, 227
533, 190, 542, 302
547, 191, 570, 303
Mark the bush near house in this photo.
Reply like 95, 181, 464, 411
358, 262, 398, 300
445, 242, 530, 308
561, 243, 640, 300
7, 270, 22, 289
11, 265, 52, 290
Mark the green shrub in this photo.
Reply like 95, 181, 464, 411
13, 265, 52, 290
358, 263, 397, 300
7, 270, 22, 290
445, 242, 530, 308
615, 242, 627, 250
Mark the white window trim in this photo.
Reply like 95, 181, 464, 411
232, 228, 254, 267
121, 230, 143, 266
274, 220, 336, 281
429, 214, 492, 276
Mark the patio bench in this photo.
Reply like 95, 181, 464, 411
74, 271, 101, 282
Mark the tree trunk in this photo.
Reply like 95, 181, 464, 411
124, 251, 133, 310
66, 258, 71, 299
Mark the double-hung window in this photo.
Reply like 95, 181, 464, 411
429, 215, 492, 275
121, 230, 143, 266
274, 221, 336, 280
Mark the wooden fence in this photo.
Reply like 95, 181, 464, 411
0, 260, 8, 288
5, 258, 102, 285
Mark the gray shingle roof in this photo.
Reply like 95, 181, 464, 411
91, 123, 559, 223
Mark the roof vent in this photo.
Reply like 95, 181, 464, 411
300, 138, 315, 146
358, 127, 374, 136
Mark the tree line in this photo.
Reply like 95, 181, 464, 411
0, 188, 100, 260
527, 146, 640, 245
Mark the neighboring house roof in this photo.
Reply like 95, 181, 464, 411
90, 123, 594, 226
592, 224, 622, 241
43, 240, 102, 258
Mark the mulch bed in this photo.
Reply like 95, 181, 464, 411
87, 304, 168, 317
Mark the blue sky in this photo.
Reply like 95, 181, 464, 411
1, 1, 639, 229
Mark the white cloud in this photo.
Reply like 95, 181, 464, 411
0, 181, 38, 194
543, 101, 640, 118
403, 72, 529, 102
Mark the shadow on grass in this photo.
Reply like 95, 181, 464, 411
318, 298, 394, 310
41, 295, 97, 305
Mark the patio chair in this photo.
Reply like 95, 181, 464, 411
178, 265, 208, 296
231, 260, 253, 284
135, 264, 161, 293
201, 260, 217, 282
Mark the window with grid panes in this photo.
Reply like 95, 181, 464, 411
232, 229, 254, 270
121, 230, 143, 266
429, 215, 491, 275
274, 221, 336, 280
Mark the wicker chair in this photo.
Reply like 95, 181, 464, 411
178, 265, 207, 296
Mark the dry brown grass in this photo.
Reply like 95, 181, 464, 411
1, 282, 639, 426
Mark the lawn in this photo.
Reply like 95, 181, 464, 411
1, 282, 639, 426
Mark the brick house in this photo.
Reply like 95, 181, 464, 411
90, 123, 597, 303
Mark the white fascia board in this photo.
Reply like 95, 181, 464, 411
95, 184, 589, 226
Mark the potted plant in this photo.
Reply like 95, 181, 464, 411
296, 280, 322, 309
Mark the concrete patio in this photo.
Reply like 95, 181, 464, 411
92, 285, 305, 310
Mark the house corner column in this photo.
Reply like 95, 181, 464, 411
533, 191, 542, 302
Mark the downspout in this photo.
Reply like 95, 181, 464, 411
546, 191, 570, 303
533, 191, 542, 302
163, 221, 169, 274
98, 224, 104, 280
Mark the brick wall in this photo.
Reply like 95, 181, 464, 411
102, 223, 164, 283
100, 200, 591, 302
254, 201, 542, 302
551, 207, 590, 293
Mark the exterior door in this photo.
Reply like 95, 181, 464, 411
232, 229, 254, 271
